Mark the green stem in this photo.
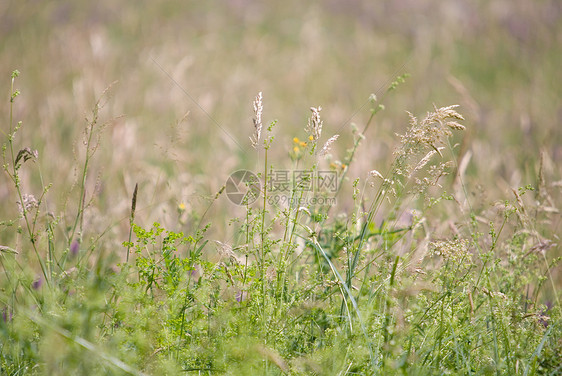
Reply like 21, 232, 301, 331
69, 104, 98, 248
261, 147, 268, 339
5, 72, 49, 284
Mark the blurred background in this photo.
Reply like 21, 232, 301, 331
1, 0, 560, 254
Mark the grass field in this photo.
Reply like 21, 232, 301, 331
1, 1, 561, 374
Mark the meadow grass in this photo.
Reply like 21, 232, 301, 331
1, 69, 561, 375
1, 2, 561, 374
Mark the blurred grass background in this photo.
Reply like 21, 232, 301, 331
1, 0, 560, 249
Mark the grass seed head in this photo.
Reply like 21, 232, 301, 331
306, 106, 323, 145
250, 91, 263, 148
369, 169, 384, 179
318, 134, 339, 156
394, 105, 465, 181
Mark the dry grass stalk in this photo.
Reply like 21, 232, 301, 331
318, 134, 339, 156
306, 106, 323, 143
394, 105, 465, 180
0, 245, 18, 254
250, 92, 263, 148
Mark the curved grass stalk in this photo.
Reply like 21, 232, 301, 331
310, 236, 378, 369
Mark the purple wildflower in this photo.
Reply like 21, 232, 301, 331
32, 276, 43, 290
2, 308, 12, 322
70, 240, 80, 257
235, 290, 248, 303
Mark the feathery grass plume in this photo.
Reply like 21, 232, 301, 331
524, 238, 557, 258
394, 105, 465, 179
215, 240, 245, 264
537, 150, 556, 211
318, 134, 339, 156
0, 245, 18, 254
131, 183, 138, 220
14, 147, 38, 170
250, 91, 263, 148
306, 106, 323, 152
411, 148, 442, 176
126, 183, 138, 262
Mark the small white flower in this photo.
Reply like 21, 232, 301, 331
17, 194, 38, 215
